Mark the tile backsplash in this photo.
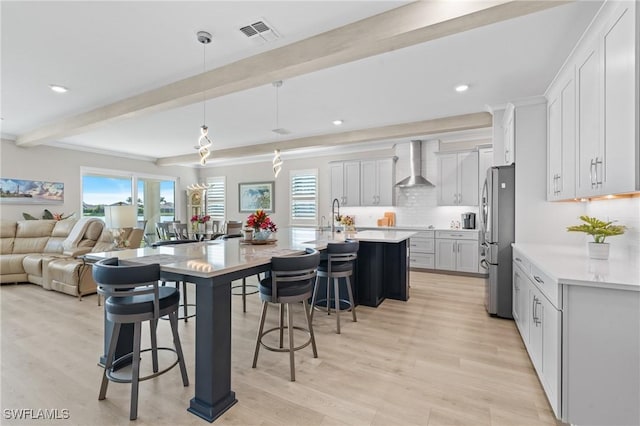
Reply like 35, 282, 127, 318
340, 185, 478, 229
585, 197, 640, 255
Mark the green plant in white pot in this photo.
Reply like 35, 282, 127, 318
567, 216, 625, 260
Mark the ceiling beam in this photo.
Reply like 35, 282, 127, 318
15, 0, 565, 148
156, 112, 493, 166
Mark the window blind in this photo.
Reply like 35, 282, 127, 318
290, 170, 317, 224
206, 176, 225, 220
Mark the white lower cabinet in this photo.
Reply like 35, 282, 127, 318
512, 254, 561, 418
435, 230, 479, 273
512, 246, 639, 425
408, 231, 434, 269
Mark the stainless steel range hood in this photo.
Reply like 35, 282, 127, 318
395, 140, 434, 187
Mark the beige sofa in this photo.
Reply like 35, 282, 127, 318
0, 218, 108, 298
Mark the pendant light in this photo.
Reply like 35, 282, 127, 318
272, 80, 283, 178
197, 31, 213, 166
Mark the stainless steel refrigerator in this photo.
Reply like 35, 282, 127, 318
479, 164, 515, 318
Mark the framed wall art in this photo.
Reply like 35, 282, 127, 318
0, 178, 64, 204
238, 181, 274, 213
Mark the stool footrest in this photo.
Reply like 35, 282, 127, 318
106, 347, 180, 383
258, 326, 313, 353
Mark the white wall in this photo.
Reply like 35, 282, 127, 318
586, 197, 640, 256
513, 100, 585, 245
0, 140, 198, 222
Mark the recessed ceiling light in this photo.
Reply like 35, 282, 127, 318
455, 84, 469, 93
49, 84, 69, 93
332, 119, 343, 126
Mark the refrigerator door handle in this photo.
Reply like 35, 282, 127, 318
480, 259, 489, 270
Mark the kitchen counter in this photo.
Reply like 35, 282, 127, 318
513, 243, 640, 291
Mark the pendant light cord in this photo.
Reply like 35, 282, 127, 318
202, 41, 206, 126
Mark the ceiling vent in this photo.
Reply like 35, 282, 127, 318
239, 20, 280, 45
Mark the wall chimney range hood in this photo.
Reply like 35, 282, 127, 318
395, 140, 434, 187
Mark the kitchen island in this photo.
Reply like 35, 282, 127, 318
301, 228, 417, 306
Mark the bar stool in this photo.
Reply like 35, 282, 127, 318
310, 240, 358, 334
252, 248, 320, 381
92, 257, 189, 420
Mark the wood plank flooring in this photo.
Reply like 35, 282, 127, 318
0, 272, 560, 425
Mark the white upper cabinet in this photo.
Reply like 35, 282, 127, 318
437, 150, 479, 206
549, 0, 638, 199
547, 68, 576, 201
330, 161, 360, 206
502, 103, 515, 165
360, 158, 395, 206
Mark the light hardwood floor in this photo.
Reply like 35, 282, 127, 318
0, 272, 559, 426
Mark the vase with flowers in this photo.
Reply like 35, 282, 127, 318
191, 214, 211, 233
246, 209, 277, 240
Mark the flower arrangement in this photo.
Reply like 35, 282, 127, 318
567, 215, 625, 243
246, 209, 277, 232
190, 214, 211, 224
339, 215, 355, 227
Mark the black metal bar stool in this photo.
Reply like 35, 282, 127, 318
252, 248, 320, 381
93, 257, 189, 420
310, 240, 358, 334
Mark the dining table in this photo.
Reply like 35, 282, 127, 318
86, 227, 416, 422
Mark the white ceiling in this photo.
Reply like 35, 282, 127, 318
1, 1, 602, 166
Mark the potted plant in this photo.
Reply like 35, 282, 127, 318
567, 215, 625, 260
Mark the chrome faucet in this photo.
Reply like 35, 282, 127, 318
331, 198, 340, 233
319, 215, 326, 231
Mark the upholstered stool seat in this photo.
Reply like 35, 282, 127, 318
93, 257, 189, 421
252, 248, 320, 381
311, 240, 358, 334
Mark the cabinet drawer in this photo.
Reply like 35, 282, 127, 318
530, 264, 560, 309
410, 253, 434, 269
409, 238, 435, 253
435, 230, 478, 240
512, 248, 531, 274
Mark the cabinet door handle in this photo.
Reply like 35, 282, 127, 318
505, 149, 509, 163
458, 193, 462, 204
532, 296, 537, 322
590, 158, 596, 188
515, 257, 523, 263
595, 157, 603, 186
453, 193, 458, 204
533, 275, 544, 284
556, 174, 561, 194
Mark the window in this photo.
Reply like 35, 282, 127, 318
206, 176, 225, 221
81, 167, 177, 225
290, 169, 317, 225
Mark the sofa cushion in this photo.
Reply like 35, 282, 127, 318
43, 219, 78, 253
1, 221, 17, 255
13, 221, 55, 254
1, 254, 28, 275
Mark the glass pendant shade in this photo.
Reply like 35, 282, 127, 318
198, 125, 212, 166
272, 149, 283, 178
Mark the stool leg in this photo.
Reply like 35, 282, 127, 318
130, 322, 142, 421
287, 303, 295, 382
279, 304, 285, 349
182, 282, 188, 322
303, 299, 318, 358
310, 275, 320, 323
150, 319, 159, 373
325, 275, 331, 315
346, 276, 357, 322
169, 311, 189, 386
252, 301, 269, 368
241, 278, 247, 313
99, 322, 121, 400
334, 277, 341, 334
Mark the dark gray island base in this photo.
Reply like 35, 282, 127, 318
355, 239, 410, 306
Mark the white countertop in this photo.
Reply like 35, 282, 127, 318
356, 225, 479, 233
87, 228, 415, 279
512, 243, 640, 291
